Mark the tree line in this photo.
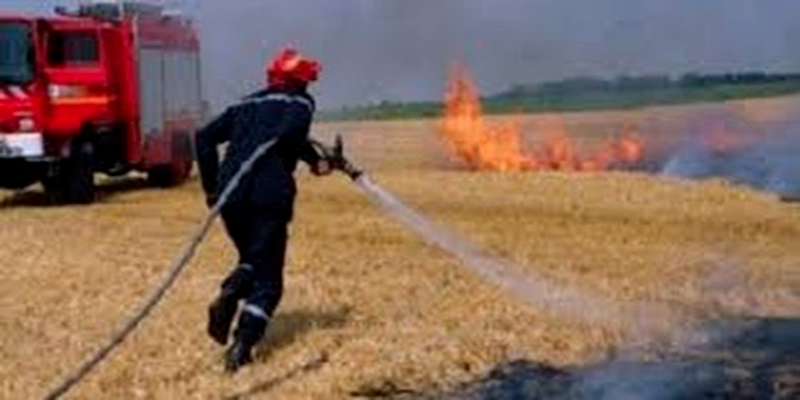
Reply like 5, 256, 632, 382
495, 72, 800, 99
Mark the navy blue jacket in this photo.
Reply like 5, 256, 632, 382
195, 88, 321, 212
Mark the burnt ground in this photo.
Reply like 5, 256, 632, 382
356, 318, 800, 400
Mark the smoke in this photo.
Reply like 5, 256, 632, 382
660, 106, 800, 198
194, 0, 464, 109
432, 258, 800, 400
443, 317, 800, 400
189, 0, 800, 110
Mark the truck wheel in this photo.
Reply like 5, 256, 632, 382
0, 160, 41, 189
45, 141, 96, 204
148, 133, 193, 187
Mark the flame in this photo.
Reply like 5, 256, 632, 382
440, 67, 533, 171
439, 65, 645, 172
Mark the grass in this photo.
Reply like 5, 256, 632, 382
1, 96, 799, 398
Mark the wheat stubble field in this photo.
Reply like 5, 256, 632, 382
2, 98, 800, 399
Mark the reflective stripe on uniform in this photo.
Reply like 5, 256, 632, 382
242, 304, 269, 320
233, 93, 314, 113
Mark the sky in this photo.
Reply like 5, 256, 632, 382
3, 0, 800, 110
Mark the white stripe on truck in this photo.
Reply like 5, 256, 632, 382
8, 86, 28, 99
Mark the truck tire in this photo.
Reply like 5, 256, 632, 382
44, 140, 96, 204
0, 160, 41, 189
148, 133, 193, 187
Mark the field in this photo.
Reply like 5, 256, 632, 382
2, 97, 800, 399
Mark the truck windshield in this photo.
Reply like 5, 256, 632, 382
48, 31, 99, 66
0, 22, 34, 85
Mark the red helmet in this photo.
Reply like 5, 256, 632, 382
266, 47, 321, 88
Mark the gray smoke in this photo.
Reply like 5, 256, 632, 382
193, 0, 800, 110
433, 261, 800, 400
437, 318, 800, 400
660, 108, 800, 198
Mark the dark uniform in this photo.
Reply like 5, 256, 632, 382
195, 87, 323, 368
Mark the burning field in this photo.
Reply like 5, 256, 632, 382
440, 66, 645, 173
439, 66, 800, 201
2, 95, 800, 398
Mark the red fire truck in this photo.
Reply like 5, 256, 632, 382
0, 1, 203, 203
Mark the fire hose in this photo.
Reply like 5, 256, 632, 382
44, 138, 281, 400
44, 134, 628, 399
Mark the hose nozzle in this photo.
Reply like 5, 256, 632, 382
311, 135, 363, 180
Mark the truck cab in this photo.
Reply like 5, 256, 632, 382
0, 18, 41, 168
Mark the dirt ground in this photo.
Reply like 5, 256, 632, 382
2, 98, 799, 399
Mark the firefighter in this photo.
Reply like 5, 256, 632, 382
195, 47, 331, 372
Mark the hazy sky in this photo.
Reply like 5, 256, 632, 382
4, 0, 800, 109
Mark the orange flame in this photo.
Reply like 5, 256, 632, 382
439, 66, 645, 172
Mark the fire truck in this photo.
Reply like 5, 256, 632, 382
0, 1, 203, 203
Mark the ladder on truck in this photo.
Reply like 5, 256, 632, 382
73, 1, 166, 21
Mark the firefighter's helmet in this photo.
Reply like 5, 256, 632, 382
266, 47, 321, 88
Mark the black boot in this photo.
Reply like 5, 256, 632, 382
225, 339, 254, 373
224, 307, 269, 373
207, 291, 239, 345
207, 265, 254, 345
